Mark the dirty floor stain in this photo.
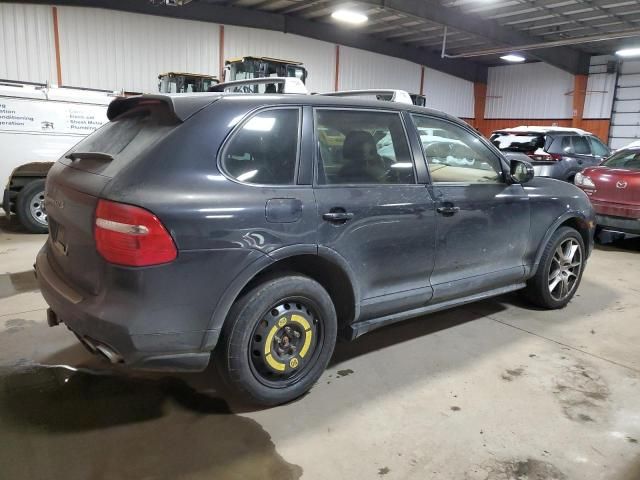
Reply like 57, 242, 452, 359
553, 361, 609, 423
0, 365, 303, 480
501, 367, 525, 382
336, 368, 354, 378
467, 458, 566, 480
0, 270, 39, 300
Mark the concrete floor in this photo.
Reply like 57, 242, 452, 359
1, 212, 639, 480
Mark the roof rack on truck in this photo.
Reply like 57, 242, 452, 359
320, 89, 414, 105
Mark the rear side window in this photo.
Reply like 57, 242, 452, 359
548, 136, 572, 155
222, 108, 300, 185
315, 109, 415, 185
589, 137, 610, 156
573, 136, 591, 155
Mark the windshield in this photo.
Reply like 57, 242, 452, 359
603, 149, 640, 170
490, 133, 545, 152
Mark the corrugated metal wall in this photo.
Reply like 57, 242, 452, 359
584, 55, 616, 119
609, 59, 640, 150
224, 26, 335, 93
0, 3, 478, 117
57, 7, 219, 93
339, 47, 422, 93
485, 62, 574, 119
0, 3, 57, 84
423, 67, 474, 118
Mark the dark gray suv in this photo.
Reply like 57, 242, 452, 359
490, 127, 611, 182
36, 93, 595, 405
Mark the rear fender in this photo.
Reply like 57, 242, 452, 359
200, 245, 361, 351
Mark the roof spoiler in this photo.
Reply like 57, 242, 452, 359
321, 89, 414, 105
106, 94, 219, 121
209, 77, 309, 94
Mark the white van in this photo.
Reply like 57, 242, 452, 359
1, 81, 116, 232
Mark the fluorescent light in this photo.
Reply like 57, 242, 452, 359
237, 170, 258, 182
500, 54, 525, 63
616, 48, 640, 57
331, 9, 368, 25
243, 116, 275, 132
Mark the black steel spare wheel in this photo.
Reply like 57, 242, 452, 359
215, 275, 337, 406
250, 300, 322, 387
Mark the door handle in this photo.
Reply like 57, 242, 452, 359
436, 205, 460, 216
322, 211, 354, 223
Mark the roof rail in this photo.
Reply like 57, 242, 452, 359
209, 77, 308, 94
321, 89, 414, 105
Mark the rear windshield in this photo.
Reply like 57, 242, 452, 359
603, 150, 640, 170
64, 104, 177, 176
490, 132, 545, 152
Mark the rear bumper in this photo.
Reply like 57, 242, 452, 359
532, 163, 565, 180
35, 245, 214, 371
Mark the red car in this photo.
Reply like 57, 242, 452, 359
574, 146, 640, 235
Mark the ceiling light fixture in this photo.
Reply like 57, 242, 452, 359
500, 54, 525, 62
331, 9, 368, 25
616, 47, 640, 57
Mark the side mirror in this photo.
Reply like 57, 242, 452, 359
509, 158, 535, 184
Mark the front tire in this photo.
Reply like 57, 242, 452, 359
215, 275, 337, 406
15, 179, 48, 233
524, 226, 585, 309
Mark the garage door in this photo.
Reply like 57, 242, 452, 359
609, 59, 640, 150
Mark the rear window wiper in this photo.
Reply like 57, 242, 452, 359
65, 152, 114, 162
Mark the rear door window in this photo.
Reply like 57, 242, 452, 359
315, 109, 415, 185
572, 136, 592, 155
221, 108, 300, 185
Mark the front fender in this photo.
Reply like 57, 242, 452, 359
532, 211, 589, 267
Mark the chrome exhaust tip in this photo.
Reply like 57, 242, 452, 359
94, 344, 124, 364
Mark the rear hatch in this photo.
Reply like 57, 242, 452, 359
45, 100, 181, 295
490, 131, 551, 162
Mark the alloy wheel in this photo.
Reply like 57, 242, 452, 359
548, 238, 583, 301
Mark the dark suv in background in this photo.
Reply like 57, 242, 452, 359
490, 127, 611, 182
37, 93, 595, 406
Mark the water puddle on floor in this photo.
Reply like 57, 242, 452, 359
0, 365, 302, 480
0, 270, 39, 299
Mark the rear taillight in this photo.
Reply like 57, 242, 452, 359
95, 199, 177, 267
526, 152, 562, 162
